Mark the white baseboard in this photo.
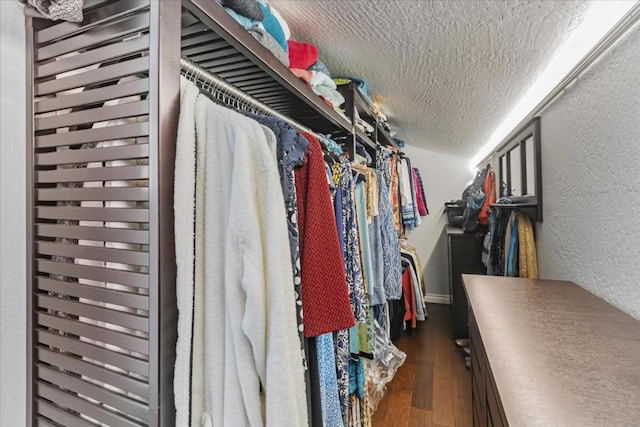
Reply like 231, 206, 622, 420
425, 293, 452, 305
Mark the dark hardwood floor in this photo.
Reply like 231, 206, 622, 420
372, 304, 472, 427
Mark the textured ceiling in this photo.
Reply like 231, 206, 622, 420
271, 0, 590, 158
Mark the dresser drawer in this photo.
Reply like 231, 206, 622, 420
486, 366, 507, 427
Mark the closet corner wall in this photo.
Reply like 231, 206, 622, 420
25, 1, 180, 425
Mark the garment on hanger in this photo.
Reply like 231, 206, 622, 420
174, 77, 307, 427
243, 113, 309, 340
375, 149, 402, 301
391, 153, 402, 231
330, 158, 367, 424
507, 212, 520, 276
316, 332, 343, 427
401, 265, 417, 328
398, 157, 417, 231
295, 133, 355, 337
333, 159, 367, 322
401, 245, 427, 320
413, 168, 429, 216
516, 211, 538, 279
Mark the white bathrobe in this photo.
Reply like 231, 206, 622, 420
174, 77, 308, 427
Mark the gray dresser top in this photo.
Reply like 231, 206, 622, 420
463, 274, 640, 427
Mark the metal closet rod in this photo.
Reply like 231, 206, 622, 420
180, 57, 323, 140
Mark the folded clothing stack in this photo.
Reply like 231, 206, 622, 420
290, 69, 345, 109
218, 0, 290, 65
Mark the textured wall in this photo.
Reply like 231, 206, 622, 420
272, 0, 589, 157
402, 145, 473, 298
0, 1, 27, 425
537, 23, 640, 320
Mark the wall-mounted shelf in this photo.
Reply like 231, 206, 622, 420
338, 82, 398, 158
181, 0, 354, 136
490, 203, 540, 222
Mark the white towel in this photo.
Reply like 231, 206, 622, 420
174, 77, 201, 427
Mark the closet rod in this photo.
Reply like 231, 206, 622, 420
180, 57, 323, 140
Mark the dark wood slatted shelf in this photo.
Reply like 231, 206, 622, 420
339, 81, 399, 151
181, 0, 354, 136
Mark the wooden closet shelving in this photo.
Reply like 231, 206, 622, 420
182, 0, 359, 141
339, 81, 399, 153
489, 203, 539, 222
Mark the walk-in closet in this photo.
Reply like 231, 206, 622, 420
1, 1, 640, 426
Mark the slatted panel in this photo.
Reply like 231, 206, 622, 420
29, 1, 153, 425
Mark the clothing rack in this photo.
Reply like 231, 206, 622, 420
180, 57, 324, 141
23, 0, 373, 425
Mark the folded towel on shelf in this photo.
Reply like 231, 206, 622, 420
308, 59, 331, 78
219, 0, 263, 21
309, 71, 336, 90
21, 0, 83, 22
224, 7, 264, 31
288, 40, 319, 69
259, 3, 288, 52
290, 69, 343, 107
249, 28, 289, 66
313, 85, 345, 109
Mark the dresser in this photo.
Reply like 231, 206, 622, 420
463, 274, 640, 427
447, 226, 485, 339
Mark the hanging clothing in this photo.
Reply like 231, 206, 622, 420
335, 160, 367, 323
479, 168, 496, 225
412, 168, 429, 216
483, 207, 497, 275
352, 164, 386, 307
245, 113, 309, 360
174, 78, 308, 427
401, 264, 418, 329
331, 159, 369, 425
401, 248, 427, 321
507, 213, 520, 277
391, 153, 402, 231
316, 333, 343, 427
333, 328, 351, 426
516, 211, 538, 279
295, 134, 355, 337
374, 152, 403, 301
355, 180, 376, 305
398, 157, 417, 231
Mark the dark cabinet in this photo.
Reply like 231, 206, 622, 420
463, 274, 640, 427
447, 226, 485, 339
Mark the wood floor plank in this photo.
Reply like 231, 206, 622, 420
373, 361, 415, 426
419, 320, 436, 362
373, 383, 391, 423
392, 359, 416, 394
408, 407, 433, 427
431, 309, 455, 426
411, 361, 434, 410
371, 304, 471, 427
452, 347, 473, 427
383, 390, 412, 427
